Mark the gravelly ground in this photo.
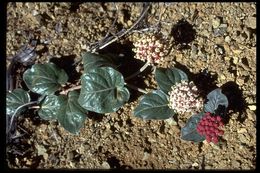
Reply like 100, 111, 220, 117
6, 2, 256, 169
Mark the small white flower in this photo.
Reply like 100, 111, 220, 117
168, 80, 203, 114
132, 33, 169, 64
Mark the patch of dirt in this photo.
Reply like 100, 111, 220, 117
6, 2, 256, 169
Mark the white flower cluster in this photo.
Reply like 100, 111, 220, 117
132, 33, 169, 64
168, 80, 203, 114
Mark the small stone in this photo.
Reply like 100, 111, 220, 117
224, 36, 231, 43
101, 161, 110, 169
238, 134, 249, 143
142, 152, 150, 160
192, 162, 199, 167
26, 159, 32, 165
224, 56, 230, 61
212, 18, 221, 29
233, 49, 242, 55
232, 160, 241, 168
219, 23, 228, 28
247, 110, 256, 121
165, 117, 177, 126
233, 57, 238, 64
236, 77, 244, 85
81, 44, 87, 50
237, 128, 247, 134
220, 74, 226, 80
32, 10, 39, 16
245, 16, 256, 29
127, 20, 133, 27
248, 105, 256, 111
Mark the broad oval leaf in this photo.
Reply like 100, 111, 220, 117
23, 62, 68, 95
204, 88, 228, 113
57, 91, 88, 134
134, 90, 175, 120
181, 112, 205, 142
78, 67, 130, 113
38, 94, 67, 120
155, 67, 188, 94
82, 52, 115, 73
6, 88, 30, 116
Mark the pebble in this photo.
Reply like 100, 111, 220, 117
32, 9, 39, 16
101, 161, 110, 169
237, 128, 247, 134
224, 36, 231, 43
244, 16, 256, 29
248, 105, 256, 111
192, 162, 199, 167
247, 111, 256, 122
212, 17, 221, 29
232, 160, 241, 168
232, 57, 239, 64
238, 134, 249, 144
142, 152, 150, 160
236, 77, 244, 85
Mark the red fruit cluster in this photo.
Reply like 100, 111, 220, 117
196, 112, 224, 144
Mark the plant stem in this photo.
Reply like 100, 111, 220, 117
125, 83, 148, 94
60, 85, 82, 95
125, 61, 150, 81
91, 3, 151, 52
7, 101, 38, 134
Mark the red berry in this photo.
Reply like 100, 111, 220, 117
210, 126, 215, 131
206, 136, 211, 143
200, 131, 205, 135
208, 122, 213, 126
213, 123, 218, 128
212, 137, 218, 144
218, 130, 224, 136
210, 116, 215, 121
219, 122, 224, 127
216, 116, 222, 122
205, 112, 211, 116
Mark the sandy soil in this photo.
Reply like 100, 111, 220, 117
6, 2, 256, 169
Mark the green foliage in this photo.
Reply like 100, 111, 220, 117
78, 67, 129, 113
38, 91, 88, 134
134, 90, 175, 120
6, 88, 30, 116
181, 112, 205, 142
155, 67, 188, 94
38, 95, 67, 120
23, 63, 68, 95
82, 52, 115, 73
57, 91, 88, 134
204, 88, 229, 113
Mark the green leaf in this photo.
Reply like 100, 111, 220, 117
38, 95, 67, 120
78, 67, 130, 113
181, 112, 205, 142
155, 67, 188, 94
6, 88, 30, 116
134, 90, 175, 120
82, 52, 115, 73
204, 88, 228, 114
57, 91, 88, 134
23, 62, 68, 95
